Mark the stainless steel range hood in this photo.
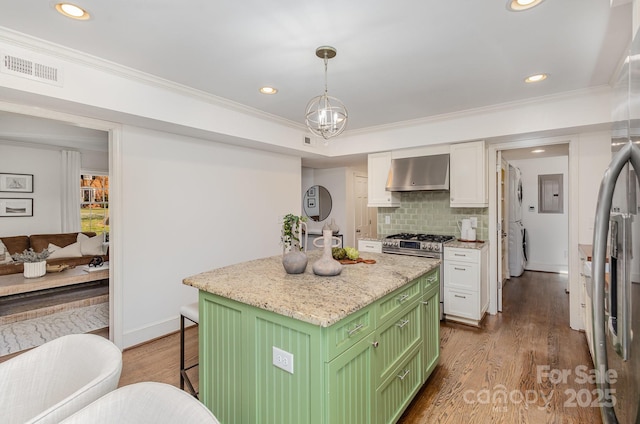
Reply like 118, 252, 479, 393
385, 154, 450, 191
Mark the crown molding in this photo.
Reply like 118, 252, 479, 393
0, 26, 305, 132
342, 84, 613, 137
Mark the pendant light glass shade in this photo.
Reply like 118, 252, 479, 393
305, 46, 348, 140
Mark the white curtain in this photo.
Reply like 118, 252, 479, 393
61, 150, 81, 232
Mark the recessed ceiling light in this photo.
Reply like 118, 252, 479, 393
524, 73, 548, 83
259, 86, 278, 95
532, 149, 546, 153
55, 3, 90, 20
507, 0, 545, 11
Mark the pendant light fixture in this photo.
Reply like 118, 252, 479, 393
305, 46, 348, 140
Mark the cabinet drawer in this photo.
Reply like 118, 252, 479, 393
444, 287, 478, 319
421, 269, 439, 293
445, 247, 479, 263
376, 345, 423, 424
376, 302, 421, 384
377, 279, 421, 324
326, 305, 375, 360
444, 261, 478, 291
358, 239, 382, 253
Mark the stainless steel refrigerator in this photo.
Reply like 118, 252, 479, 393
592, 28, 640, 424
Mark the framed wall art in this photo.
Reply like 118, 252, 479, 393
0, 173, 34, 193
0, 198, 33, 217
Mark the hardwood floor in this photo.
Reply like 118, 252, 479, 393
0, 271, 602, 423
398, 271, 601, 424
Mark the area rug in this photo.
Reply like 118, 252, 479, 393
0, 303, 108, 356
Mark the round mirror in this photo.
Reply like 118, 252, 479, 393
303, 185, 332, 222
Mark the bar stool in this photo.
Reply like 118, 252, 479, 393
180, 302, 199, 398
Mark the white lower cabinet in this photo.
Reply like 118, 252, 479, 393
358, 239, 382, 253
443, 245, 488, 326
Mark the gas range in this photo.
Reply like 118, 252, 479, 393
381, 233, 455, 257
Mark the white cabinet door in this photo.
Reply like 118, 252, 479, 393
367, 152, 401, 207
444, 287, 479, 320
450, 141, 488, 207
444, 261, 478, 291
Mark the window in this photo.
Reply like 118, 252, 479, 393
80, 174, 109, 234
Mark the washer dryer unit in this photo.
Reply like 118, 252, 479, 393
508, 221, 526, 277
508, 165, 527, 277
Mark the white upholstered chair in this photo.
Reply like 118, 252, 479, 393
0, 333, 122, 424
60, 382, 220, 423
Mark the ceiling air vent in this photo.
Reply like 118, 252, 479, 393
1, 52, 63, 87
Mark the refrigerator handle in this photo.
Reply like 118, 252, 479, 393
592, 141, 640, 423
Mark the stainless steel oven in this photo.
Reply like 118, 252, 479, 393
382, 233, 454, 319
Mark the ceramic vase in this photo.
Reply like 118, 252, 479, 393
312, 225, 343, 276
329, 218, 340, 234
23, 261, 46, 278
282, 246, 308, 274
282, 222, 308, 274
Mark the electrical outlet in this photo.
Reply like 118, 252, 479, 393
272, 346, 294, 374
385, 215, 391, 224
469, 217, 478, 228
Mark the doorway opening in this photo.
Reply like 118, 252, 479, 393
489, 140, 572, 316
0, 105, 120, 349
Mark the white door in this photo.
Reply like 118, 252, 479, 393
496, 152, 508, 312
355, 175, 372, 239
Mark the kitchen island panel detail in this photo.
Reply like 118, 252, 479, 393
326, 333, 376, 424
251, 311, 320, 424
376, 344, 424, 424
422, 286, 440, 379
199, 296, 244, 424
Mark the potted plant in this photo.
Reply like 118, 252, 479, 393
281, 214, 308, 274
12, 248, 50, 278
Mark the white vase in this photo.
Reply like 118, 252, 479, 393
23, 261, 47, 278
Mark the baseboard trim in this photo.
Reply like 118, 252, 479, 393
122, 316, 180, 349
525, 262, 568, 274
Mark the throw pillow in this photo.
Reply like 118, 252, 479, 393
47, 242, 83, 259
77, 233, 106, 256
0, 251, 12, 264
0, 240, 13, 264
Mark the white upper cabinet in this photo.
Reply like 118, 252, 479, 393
449, 140, 488, 207
367, 152, 401, 207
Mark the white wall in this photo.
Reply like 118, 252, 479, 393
509, 156, 568, 273
301, 167, 347, 233
0, 143, 61, 236
0, 142, 109, 238
120, 126, 301, 347
577, 132, 612, 244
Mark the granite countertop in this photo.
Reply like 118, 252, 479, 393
446, 240, 488, 250
183, 251, 439, 327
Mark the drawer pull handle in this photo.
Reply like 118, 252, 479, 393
454, 294, 466, 299
581, 303, 586, 307
454, 253, 466, 257
397, 369, 410, 380
372, 341, 379, 348
454, 267, 466, 271
396, 319, 410, 328
421, 301, 429, 306
397, 294, 410, 303
347, 323, 364, 336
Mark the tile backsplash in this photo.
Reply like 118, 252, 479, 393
377, 191, 489, 240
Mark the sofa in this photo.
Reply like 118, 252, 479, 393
0, 232, 109, 276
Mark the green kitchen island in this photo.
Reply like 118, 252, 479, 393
183, 251, 440, 424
